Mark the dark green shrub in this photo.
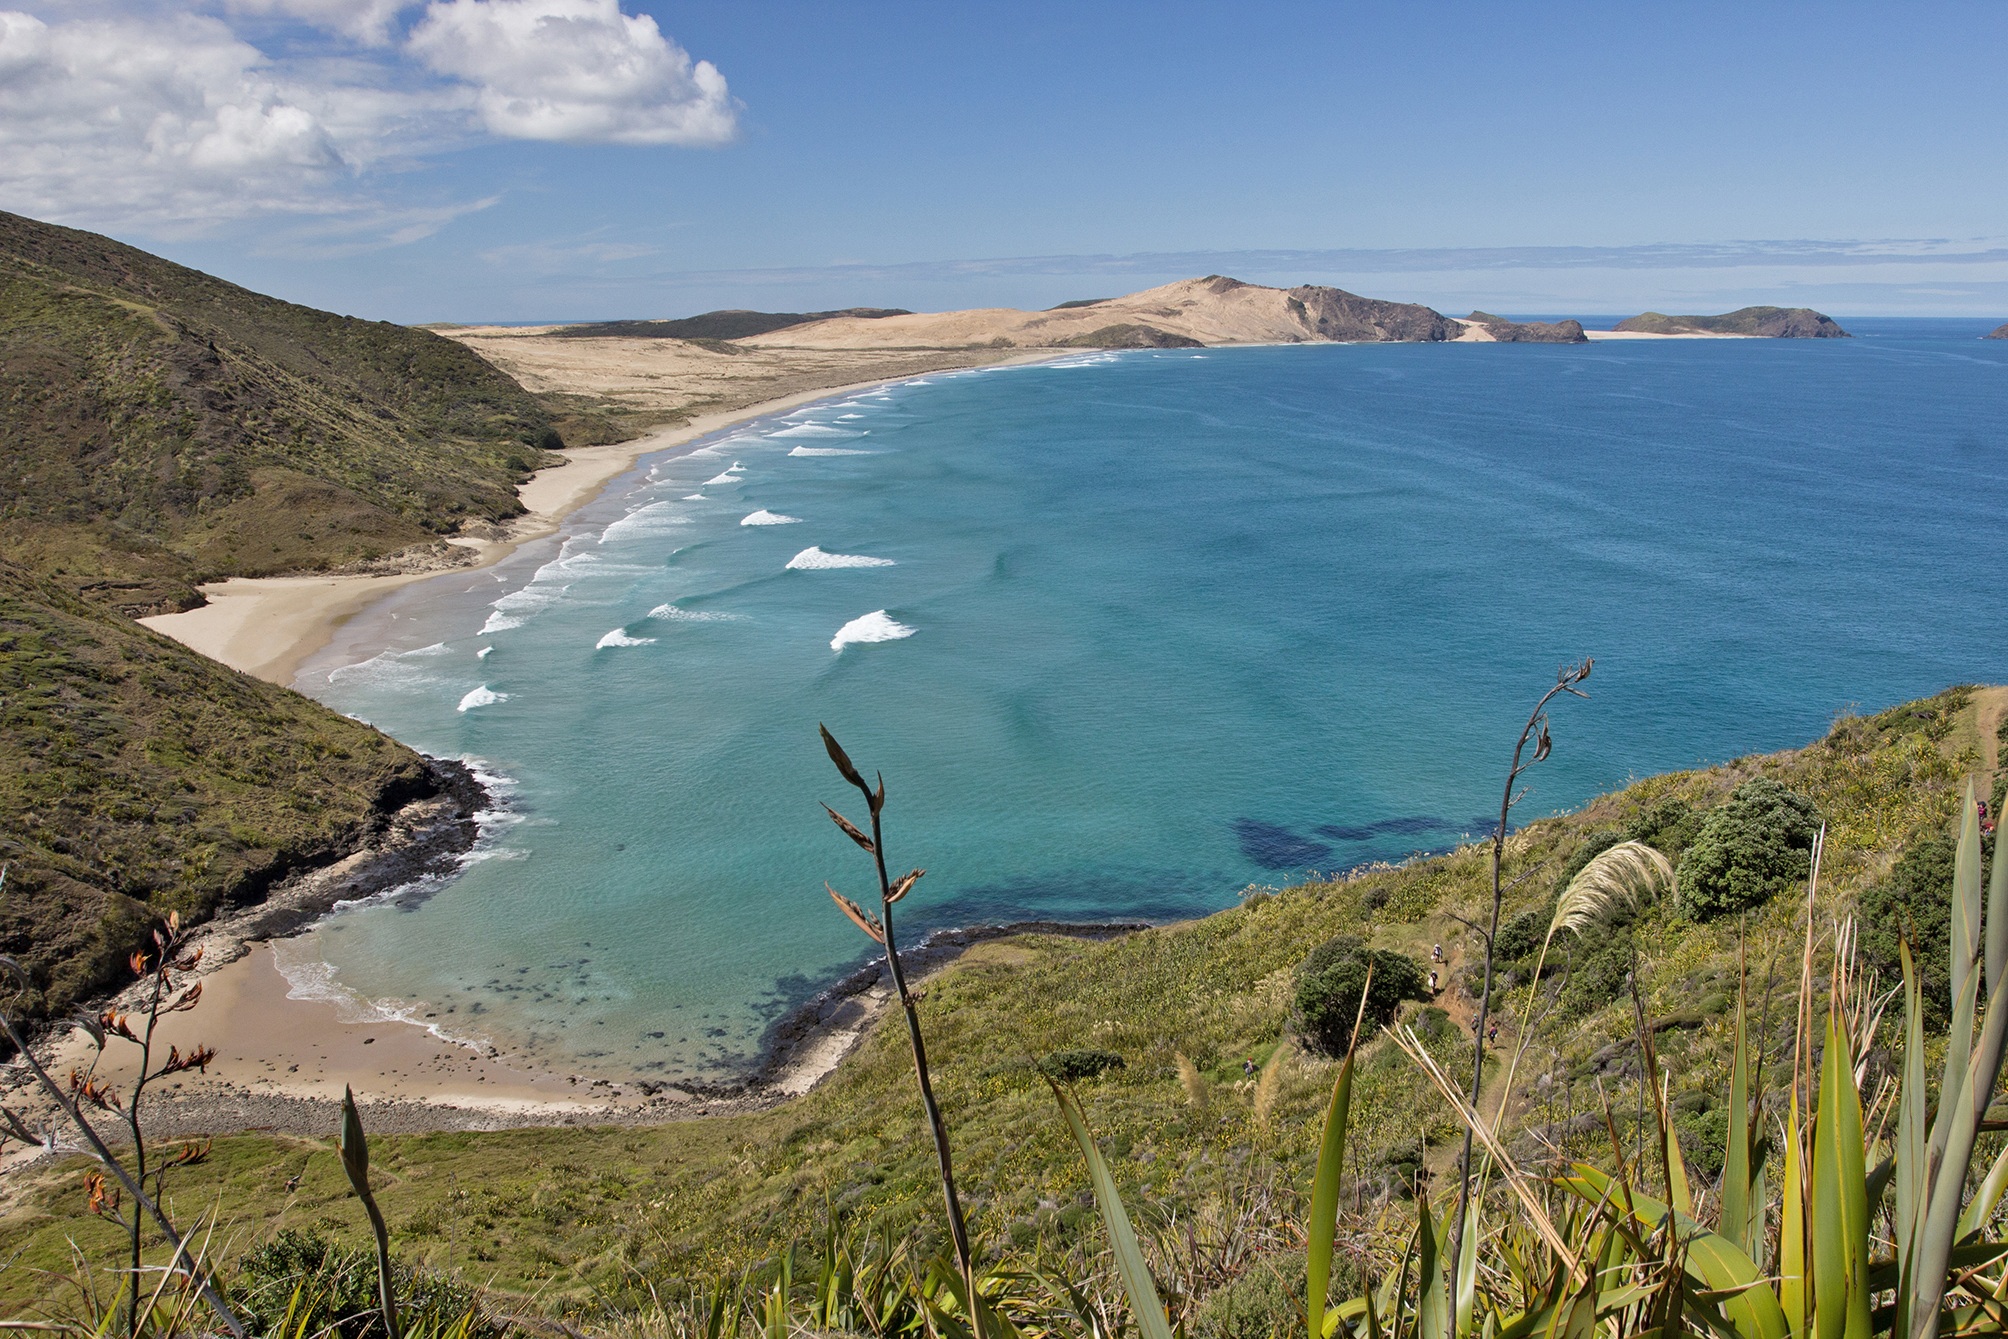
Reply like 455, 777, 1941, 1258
1037, 1048, 1125, 1082
1675, 779, 1821, 921
233, 1229, 495, 1339
1293, 936, 1427, 1056
1556, 828, 1626, 892
1493, 904, 1552, 963
1858, 833, 1957, 1027
1560, 929, 1636, 1018
1625, 799, 1703, 857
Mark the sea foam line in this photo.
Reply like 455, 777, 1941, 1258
742, 510, 802, 526
788, 446, 873, 457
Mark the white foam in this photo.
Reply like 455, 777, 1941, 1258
647, 604, 744, 622
703, 462, 747, 486
772, 423, 864, 438
836, 414, 864, 421
787, 446, 873, 457
476, 645, 494, 659
683, 493, 707, 501
741, 510, 802, 526
788, 546, 896, 570
601, 502, 693, 544
457, 685, 508, 712
480, 613, 524, 634
831, 610, 916, 651
596, 628, 657, 648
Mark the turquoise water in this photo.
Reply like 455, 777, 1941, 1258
293, 322, 2008, 1081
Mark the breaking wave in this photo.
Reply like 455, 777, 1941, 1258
787, 547, 895, 570
457, 685, 508, 712
788, 446, 873, 457
596, 628, 657, 648
741, 510, 802, 526
830, 610, 916, 652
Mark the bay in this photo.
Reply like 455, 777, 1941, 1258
293, 321, 2008, 1081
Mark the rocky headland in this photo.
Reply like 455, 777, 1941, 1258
1614, 305, 1849, 337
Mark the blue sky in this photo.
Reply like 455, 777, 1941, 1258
3, 1, 2005, 320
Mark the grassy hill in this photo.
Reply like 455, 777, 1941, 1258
0, 210, 564, 615
0, 559, 455, 1025
0, 684, 1994, 1323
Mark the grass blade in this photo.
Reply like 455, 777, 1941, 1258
1046, 1079, 1173, 1339
1307, 1047, 1357, 1339
1811, 1003, 1870, 1339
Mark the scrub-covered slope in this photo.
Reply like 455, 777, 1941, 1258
0, 558, 458, 1025
0, 210, 563, 614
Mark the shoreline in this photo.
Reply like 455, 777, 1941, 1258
5, 920, 1146, 1150
142, 353, 1059, 686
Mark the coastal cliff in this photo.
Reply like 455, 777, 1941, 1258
1614, 305, 1849, 337
1988, 323, 2008, 339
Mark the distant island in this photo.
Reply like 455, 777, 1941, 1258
1613, 305, 1849, 338
1988, 322, 2008, 339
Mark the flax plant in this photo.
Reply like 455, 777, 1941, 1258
816, 725, 980, 1324
0, 894, 244, 1339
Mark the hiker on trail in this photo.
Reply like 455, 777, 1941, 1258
1432, 943, 1444, 962
1243, 1057, 1256, 1077
1487, 1022, 1499, 1045
1428, 969, 1439, 992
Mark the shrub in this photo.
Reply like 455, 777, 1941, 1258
1858, 833, 1957, 1027
1555, 828, 1626, 892
1037, 1048, 1125, 1082
1675, 778, 1821, 921
1193, 1251, 1319, 1339
1293, 936, 1427, 1056
1624, 799, 1703, 857
233, 1229, 494, 1339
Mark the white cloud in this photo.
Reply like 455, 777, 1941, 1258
0, 2, 733, 241
224, 0, 415, 45
0, 10, 365, 227
408, 0, 736, 146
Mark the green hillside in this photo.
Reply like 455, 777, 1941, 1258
0, 559, 449, 1025
1, 684, 1994, 1324
0, 210, 563, 615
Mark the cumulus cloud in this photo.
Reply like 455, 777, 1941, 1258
0, 10, 365, 227
0, 1, 734, 239
408, 0, 736, 145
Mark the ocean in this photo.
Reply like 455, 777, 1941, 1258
291, 320, 2008, 1081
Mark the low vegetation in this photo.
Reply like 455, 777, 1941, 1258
0, 683, 1996, 1338
0, 209, 563, 615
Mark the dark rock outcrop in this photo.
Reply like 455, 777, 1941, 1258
1055, 323, 1204, 349
1987, 323, 2008, 340
1285, 285, 1462, 342
1464, 312, 1589, 343
1615, 306, 1849, 338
